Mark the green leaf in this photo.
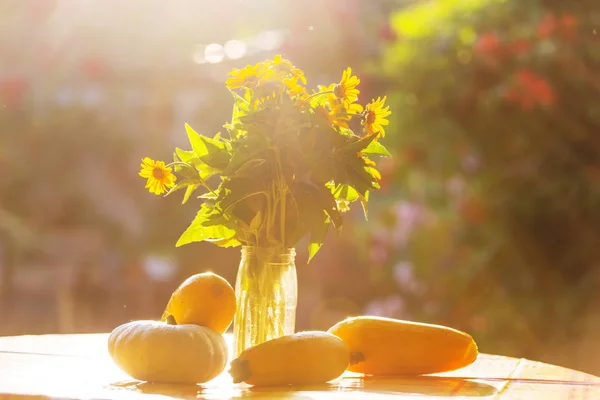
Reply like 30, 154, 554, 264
184, 124, 231, 170
182, 184, 200, 204
232, 91, 250, 112
348, 160, 380, 193
366, 166, 382, 181
175, 149, 214, 179
167, 154, 217, 203
342, 133, 378, 155
175, 148, 196, 163
213, 237, 242, 248
223, 135, 271, 177
198, 191, 219, 200
332, 148, 378, 197
230, 159, 267, 178
176, 205, 238, 247
216, 179, 269, 223
331, 184, 360, 202
308, 211, 330, 263
165, 173, 205, 204
228, 92, 250, 138
361, 140, 392, 157
306, 182, 342, 231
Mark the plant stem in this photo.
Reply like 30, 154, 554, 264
166, 161, 218, 197
302, 90, 334, 104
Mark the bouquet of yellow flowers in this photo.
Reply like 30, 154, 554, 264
140, 55, 391, 261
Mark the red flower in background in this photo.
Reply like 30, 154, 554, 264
508, 39, 531, 56
537, 13, 557, 39
504, 69, 556, 110
0, 76, 29, 110
537, 13, 577, 42
559, 14, 578, 41
474, 32, 501, 54
561, 14, 577, 30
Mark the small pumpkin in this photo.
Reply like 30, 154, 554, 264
229, 331, 349, 386
108, 315, 228, 384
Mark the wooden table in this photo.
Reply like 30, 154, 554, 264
1, 333, 599, 399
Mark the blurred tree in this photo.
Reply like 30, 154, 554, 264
363, 0, 600, 371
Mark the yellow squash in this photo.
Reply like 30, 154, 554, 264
161, 272, 236, 334
108, 315, 228, 384
229, 331, 349, 386
328, 316, 478, 375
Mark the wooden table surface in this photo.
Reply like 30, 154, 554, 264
1, 333, 599, 399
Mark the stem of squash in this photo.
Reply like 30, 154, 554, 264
229, 359, 251, 384
165, 314, 177, 325
350, 352, 365, 366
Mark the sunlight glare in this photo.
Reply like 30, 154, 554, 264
192, 45, 206, 64
255, 30, 282, 51
224, 40, 247, 60
204, 43, 225, 64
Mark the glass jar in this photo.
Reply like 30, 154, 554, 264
232, 246, 297, 357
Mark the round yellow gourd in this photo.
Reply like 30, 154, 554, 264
328, 316, 478, 376
229, 331, 349, 386
161, 272, 236, 334
107, 315, 228, 384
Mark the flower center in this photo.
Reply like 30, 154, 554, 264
333, 83, 345, 99
366, 109, 376, 125
152, 168, 165, 180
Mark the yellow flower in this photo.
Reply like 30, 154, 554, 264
284, 76, 306, 97
362, 96, 392, 138
260, 55, 307, 99
226, 62, 265, 90
329, 103, 364, 128
266, 55, 306, 83
139, 157, 176, 195
333, 67, 360, 106
346, 102, 364, 115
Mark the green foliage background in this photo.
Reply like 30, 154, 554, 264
364, 0, 600, 370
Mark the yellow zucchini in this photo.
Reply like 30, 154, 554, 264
229, 331, 349, 386
328, 316, 478, 375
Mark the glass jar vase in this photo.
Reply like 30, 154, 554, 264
232, 246, 297, 357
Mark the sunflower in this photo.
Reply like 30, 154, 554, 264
225, 62, 265, 90
139, 157, 177, 195
329, 103, 364, 128
333, 67, 360, 106
362, 96, 392, 139
267, 55, 306, 83
284, 76, 307, 97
